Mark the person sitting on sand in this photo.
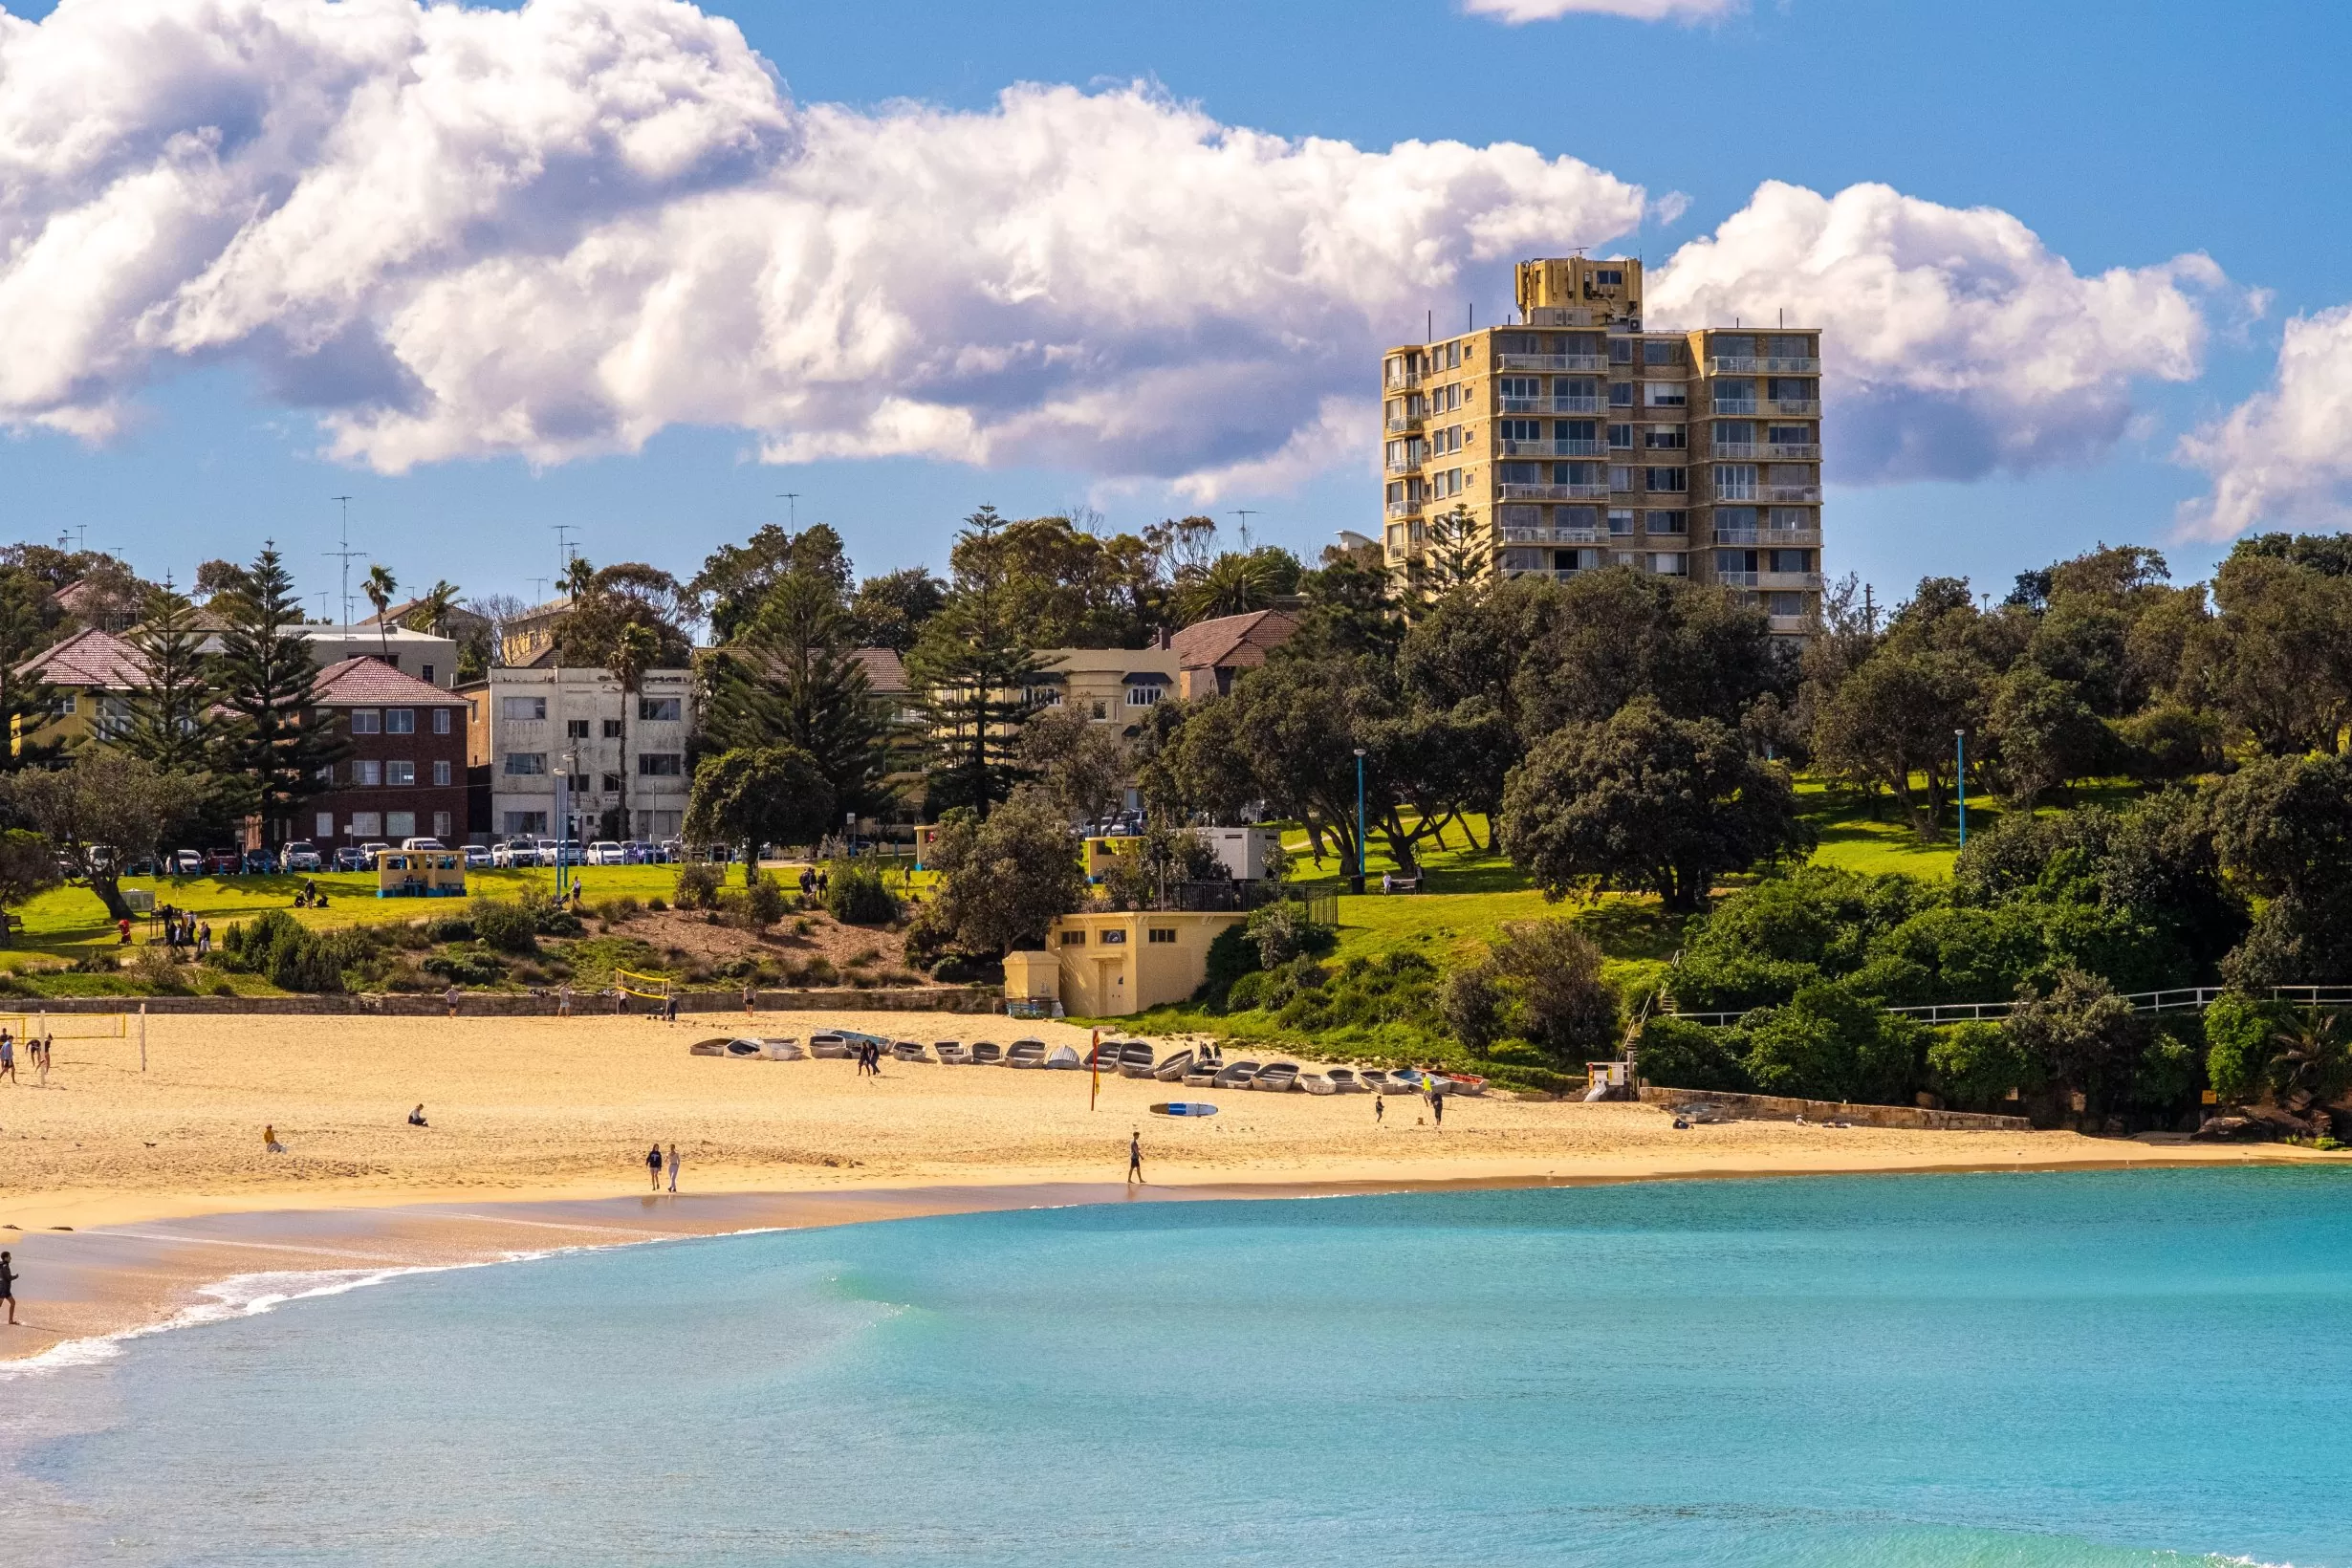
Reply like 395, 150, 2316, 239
263, 1124, 285, 1154
407, 1104, 428, 1127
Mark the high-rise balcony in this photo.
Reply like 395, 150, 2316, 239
1709, 356, 1821, 375
1498, 439, 1602, 457
1498, 353, 1607, 372
1385, 414, 1423, 434
1710, 441, 1758, 459
1767, 614, 1812, 634
1709, 399, 1760, 418
1384, 499, 1421, 518
1498, 483, 1609, 501
1765, 485, 1822, 504
1767, 398, 1820, 416
1719, 570, 1824, 590
1501, 526, 1606, 545
1762, 442, 1819, 460
1500, 396, 1603, 415
1713, 526, 1823, 547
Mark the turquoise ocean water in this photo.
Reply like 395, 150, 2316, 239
7, 1170, 2352, 1566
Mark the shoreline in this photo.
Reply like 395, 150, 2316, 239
7, 1142, 2339, 1375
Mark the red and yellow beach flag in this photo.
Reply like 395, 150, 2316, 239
1090, 1028, 1101, 1111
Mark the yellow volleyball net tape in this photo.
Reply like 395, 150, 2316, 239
615, 969, 672, 1002
0, 1011, 129, 1039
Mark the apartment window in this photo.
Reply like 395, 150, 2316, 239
387, 761, 416, 786
1558, 506, 1600, 531
1711, 379, 1758, 412
1642, 340, 1682, 365
1768, 508, 1812, 533
1769, 549, 1815, 574
387, 812, 416, 838
1557, 420, 1596, 444
1090, 699, 1109, 720
1766, 377, 1818, 403
1499, 376, 1539, 400
640, 697, 682, 722
1647, 511, 1688, 534
1609, 382, 1634, 407
386, 708, 415, 735
566, 718, 590, 739
350, 709, 381, 735
316, 812, 335, 838
433, 812, 452, 839
1608, 509, 1636, 537
601, 773, 622, 793
1715, 464, 1758, 500
1766, 424, 1812, 446
54, 694, 76, 715
1768, 592, 1806, 618
1147, 927, 1177, 945
504, 752, 547, 776
421, 664, 435, 685
1718, 550, 1759, 575
638, 753, 683, 776
1609, 466, 1635, 493
502, 696, 546, 721
503, 811, 549, 836
1645, 468, 1688, 493
1595, 267, 1622, 287
1645, 425, 1687, 449
1061, 929, 1087, 947
1126, 685, 1165, 708
1500, 418, 1542, 443
1714, 334, 1755, 359
349, 812, 381, 838
1608, 338, 1634, 364
1768, 335, 1814, 359
433, 760, 452, 787
1644, 381, 1687, 407
1714, 421, 1754, 446
354, 759, 382, 787
432, 708, 451, 735
1650, 554, 1688, 577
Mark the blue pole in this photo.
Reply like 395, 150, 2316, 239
1355, 749, 1367, 894
1954, 729, 1968, 847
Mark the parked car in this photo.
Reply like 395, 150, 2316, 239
204, 847, 242, 874
168, 848, 206, 876
335, 846, 372, 872
490, 838, 539, 868
542, 838, 584, 866
240, 848, 274, 874
280, 840, 323, 872
122, 855, 159, 878
359, 841, 392, 866
399, 837, 446, 852
585, 841, 626, 865
462, 844, 493, 870
657, 838, 685, 862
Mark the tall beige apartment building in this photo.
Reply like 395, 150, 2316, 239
1381, 256, 1822, 635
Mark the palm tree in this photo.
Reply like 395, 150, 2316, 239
401, 578, 461, 636
2269, 1013, 2344, 1116
605, 621, 661, 843
1175, 551, 1275, 624
363, 564, 398, 660
562, 555, 598, 604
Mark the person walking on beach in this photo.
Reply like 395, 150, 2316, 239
1431, 1090, 1445, 1130
0, 1030, 14, 1084
644, 1142, 665, 1189
445, 984, 461, 1019
663, 993, 679, 1026
37, 1033, 51, 1087
743, 981, 756, 1017
1127, 1129, 1144, 1185
665, 1143, 681, 1193
197, 921, 211, 958
1, 1250, 16, 1326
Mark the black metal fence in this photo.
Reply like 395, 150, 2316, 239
1157, 882, 1338, 925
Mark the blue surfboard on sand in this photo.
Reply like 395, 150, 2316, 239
1149, 1102, 1218, 1117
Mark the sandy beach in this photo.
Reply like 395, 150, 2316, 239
1, 1011, 2339, 1368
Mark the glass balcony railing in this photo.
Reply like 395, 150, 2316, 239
1498, 439, 1602, 457
1767, 398, 1820, 416
1709, 356, 1820, 375
1498, 483, 1609, 501
1765, 485, 1822, 503
1762, 442, 1819, 460
1498, 353, 1607, 372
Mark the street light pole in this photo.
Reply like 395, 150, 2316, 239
1352, 748, 1368, 896
1954, 729, 1968, 848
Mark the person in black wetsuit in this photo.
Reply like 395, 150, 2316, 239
1127, 1130, 1144, 1185
1, 1250, 16, 1326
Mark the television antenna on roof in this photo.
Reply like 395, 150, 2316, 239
1231, 510, 1258, 550
777, 493, 799, 531
325, 496, 361, 624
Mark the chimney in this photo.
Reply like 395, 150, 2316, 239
1156, 627, 1171, 650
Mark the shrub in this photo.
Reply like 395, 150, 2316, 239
646, 896, 668, 913
2204, 991, 2283, 1104
1224, 969, 1271, 1012
425, 915, 474, 943
592, 896, 643, 926
1197, 923, 1259, 1008
1742, 981, 1924, 1104
468, 898, 539, 955
1439, 959, 1509, 1051
1633, 1015, 1751, 1093
794, 956, 838, 988
125, 944, 194, 996
745, 874, 787, 929
825, 859, 900, 926
423, 949, 508, 987
674, 861, 723, 912
1926, 1021, 2034, 1110
1245, 900, 1337, 969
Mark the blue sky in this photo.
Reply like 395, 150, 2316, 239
4, 0, 2350, 615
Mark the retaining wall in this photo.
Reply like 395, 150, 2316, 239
1636, 1086, 2031, 1133
6, 988, 1006, 1018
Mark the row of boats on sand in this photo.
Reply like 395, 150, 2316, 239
689, 1031, 1486, 1097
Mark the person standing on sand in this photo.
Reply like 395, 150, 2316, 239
556, 982, 574, 1018
1431, 1091, 1445, 1130
645, 1143, 664, 1190
446, 985, 461, 1018
37, 1033, 52, 1087
1127, 1130, 1144, 1184
1374, 1093, 1383, 1125
1, 1249, 16, 1325
743, 981, 755, 1016
197, 921, 211, 958
0, 1030, 13, 1083
666, 1143, 681, 1193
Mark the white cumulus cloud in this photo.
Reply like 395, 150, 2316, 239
2175, 306, 2352, 540
1463, 0, 1740, 22
1647, 180, 2245, 484
0, 0, 1647, 490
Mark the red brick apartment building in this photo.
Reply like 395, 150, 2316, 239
306, 658, 470, 845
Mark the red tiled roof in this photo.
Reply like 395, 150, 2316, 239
15, 627, 147, 689
1170, 609, 1299, 671
310, 656, 465, 706
852, 645, 908, 696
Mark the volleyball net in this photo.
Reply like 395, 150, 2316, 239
615, 969, 673, 1002
0, 1011, 130, 1039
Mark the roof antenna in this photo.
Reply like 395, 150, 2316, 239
325, 496, 360, 625
1426, 310, 1432, 344
1468, 303, 1474, 332
776, 492, 799, 531
1231, 510, 1258, 551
